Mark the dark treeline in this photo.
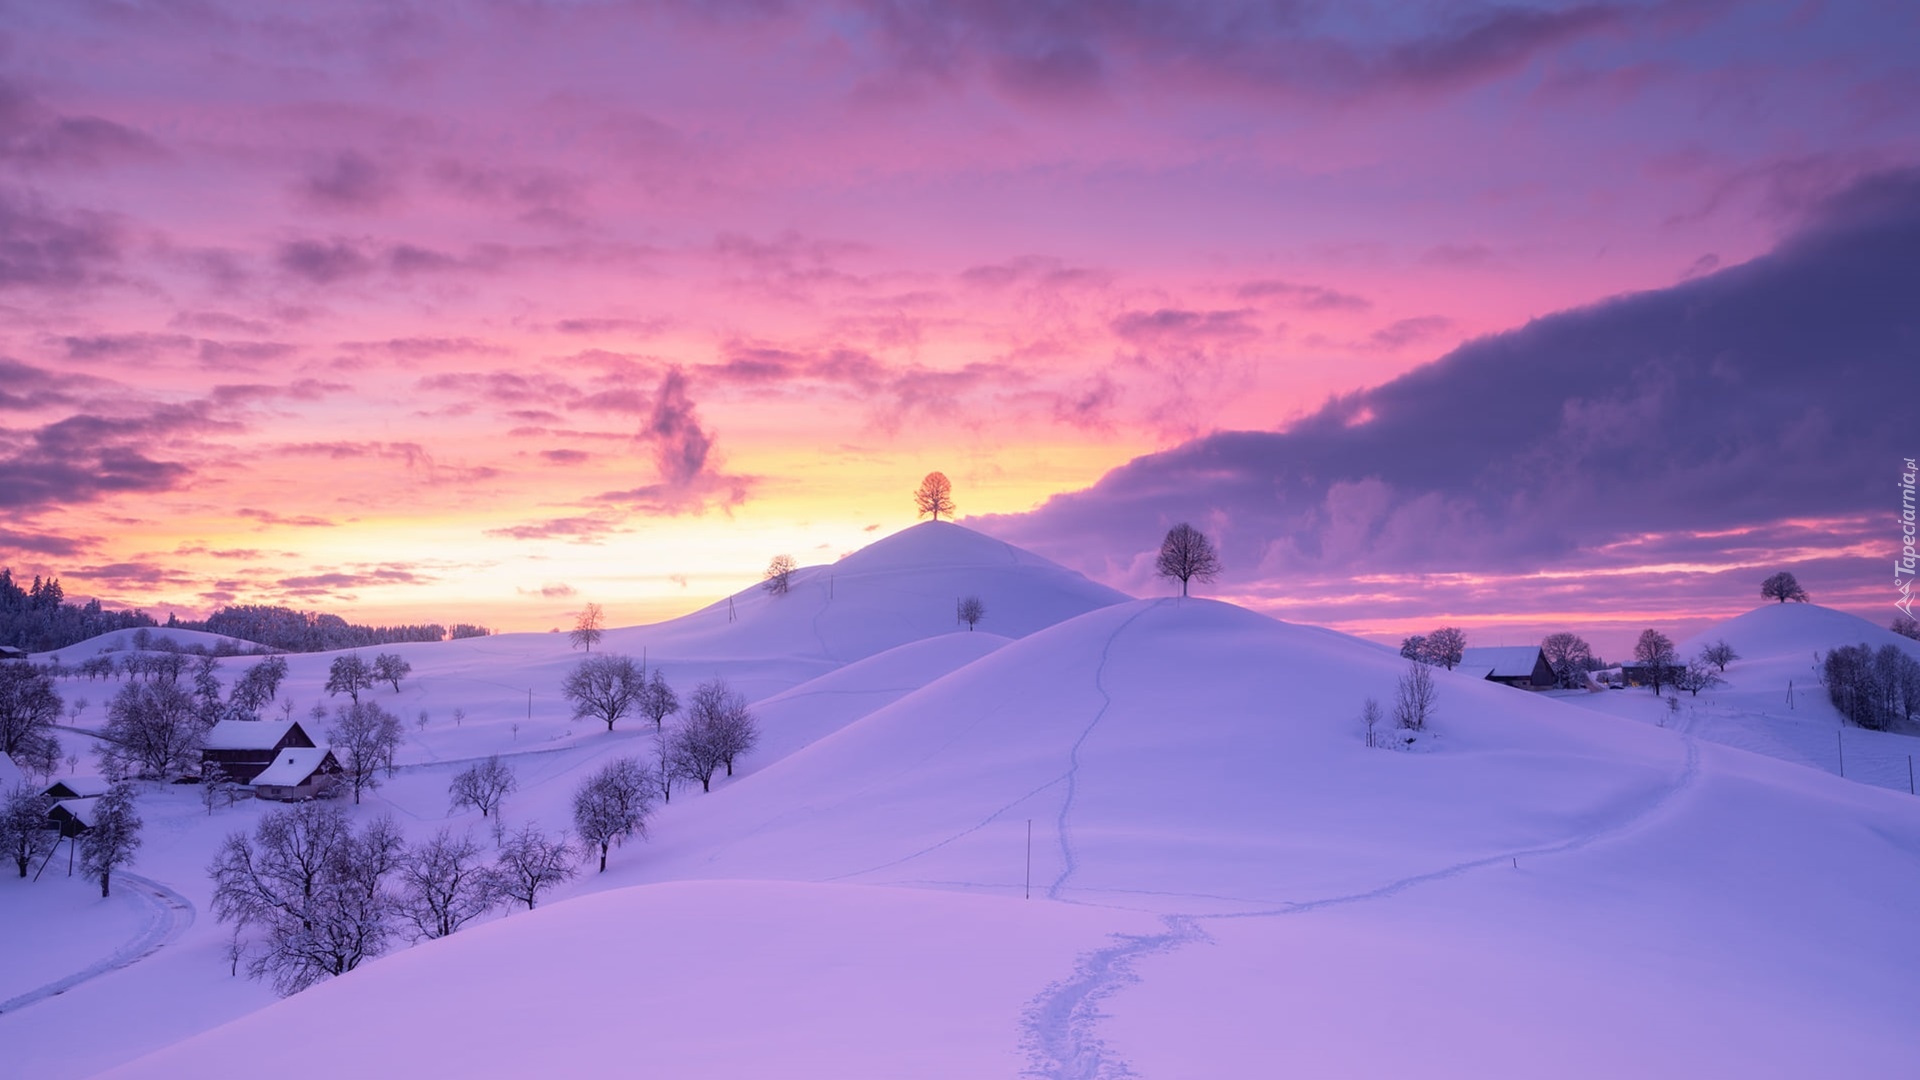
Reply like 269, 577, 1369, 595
0, 570, 490, 655
0, 571, 158, 653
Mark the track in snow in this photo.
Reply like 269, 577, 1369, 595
1021, 734, 1704, 1078
0, 873, 195, 1016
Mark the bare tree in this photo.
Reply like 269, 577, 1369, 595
570, 603, 605, 652
573, 757, 654, 872
100, 678, 206, 780
328, 700, 404, 804
2, 786, 55, 878
640, 669, 679, 732
232, 655, 289, 713
201, 761, 241, 815
208, 804, 404, 994
395, 828, 501, 941
1422, 627, 1467, 670
763, 554, 797, 596
914, 471, 956, 521
80, 782, 143, 898
449, 755, 517, 818
1700, 639, 1740, 673
1360, 697, 1383, 748
1394, 661, 1437, 732
957, 595, 985, 630
1633, 629, 1679, 693
1673, 659, 1724, 697
1891, 615, 1920, 641
372, 653, 412, 693
687, 678, 758, 779
1761, 571, 1810, 603
562, 653, 645, 732
325, 653, 375, 703
667, 718, 724, 794
1155, 523, 1222, 598
0, 662, 63, 777
1541, 632, 1595, 688
494, 823, 576, 910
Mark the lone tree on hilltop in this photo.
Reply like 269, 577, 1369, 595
1156, 523, 1222, 598
915, 471, 955, 521
1893, 615, 1920, 640
570, 603, 605, 652
957, 595, 985, 631
763, 554, 796, 596
562, 653, 644, 732
1761, 571, 1809, 604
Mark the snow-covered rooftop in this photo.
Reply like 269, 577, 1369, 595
250, 747, 335, 788
1457, 645, 1544, 678
203, 719, 304, 751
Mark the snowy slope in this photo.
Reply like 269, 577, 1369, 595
12, 547, 1920, 1078
1564, 603, 1920, 791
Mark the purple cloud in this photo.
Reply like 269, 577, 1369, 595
977, 169, 1920, 610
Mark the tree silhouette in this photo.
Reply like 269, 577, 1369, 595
914, 472, 955, 521
570, 603, 605, 652
1760, 571, 1809, 603
1155, 523, 1222, 597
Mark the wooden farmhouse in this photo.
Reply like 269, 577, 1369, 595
250, 747, 342, 802
202, 720, 318, 784
47, 798, 96, 838
1455, 646, 1556, 690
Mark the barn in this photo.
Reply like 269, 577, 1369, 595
1455, 646, 1556, 690
202, 720, 318, 784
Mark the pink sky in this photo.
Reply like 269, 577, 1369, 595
2, 1, 1914, 658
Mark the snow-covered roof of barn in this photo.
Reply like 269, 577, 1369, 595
204, 719, 303, 751
1457, 646, 1544, 678
251, 747, 335, 787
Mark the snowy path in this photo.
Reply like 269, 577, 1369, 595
1022, 734, 1704, 1078
0, 874, 195, 1016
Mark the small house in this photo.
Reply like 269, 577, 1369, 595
202, 720, 317, 784
250, 747, 341, 802
0, 750, 24, 792
47, 798, 96, 838
0, 645, 27, 661
42, 775, 111, 801
1455, 646, 1556, 690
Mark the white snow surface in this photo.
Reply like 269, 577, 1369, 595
3, 530, 1918, 1077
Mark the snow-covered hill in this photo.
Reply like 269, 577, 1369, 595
1566, 603, 1920, 791
6, 535, 1920, 1078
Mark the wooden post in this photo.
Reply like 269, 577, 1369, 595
1025, 819, 1032, 900
1837, 729, 1844, 777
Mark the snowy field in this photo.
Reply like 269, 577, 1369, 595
4, 523, 1918, 1077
